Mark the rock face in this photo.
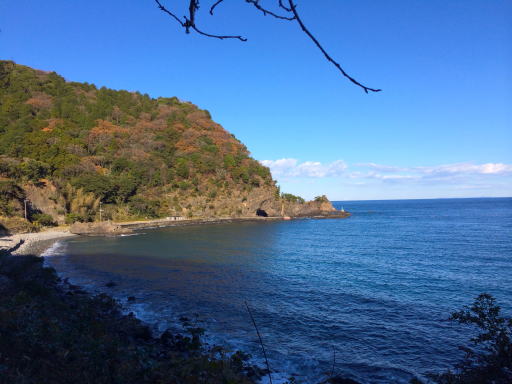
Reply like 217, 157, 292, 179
284, 199, 348, 218
24, 181, 67, 225
157, 187, 351, 219
69, 221, 133, 236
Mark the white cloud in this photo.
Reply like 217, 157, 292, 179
261, 158, 347, 178
261, 158, 512, 186
347, 163, 512, 183
355, 162, 512, 176
352, 162, 512, 182
355, 163, 407, 172
417, 163, 512, 177
260, 158, 298, 177
260, 159, 512, 200
262, 159, 512, 187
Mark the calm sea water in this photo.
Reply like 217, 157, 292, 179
45, 198, 512, 383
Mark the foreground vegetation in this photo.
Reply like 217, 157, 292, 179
423, 293, 512, 384
0, 248, 261, 384
0, 241, 510, 384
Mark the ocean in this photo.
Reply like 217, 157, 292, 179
44, 197, 512, 383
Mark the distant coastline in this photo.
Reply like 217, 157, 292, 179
332, 196, 512, 202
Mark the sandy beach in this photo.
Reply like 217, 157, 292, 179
0, 229, 76, 256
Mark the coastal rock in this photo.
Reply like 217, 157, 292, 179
321, 377, 361, 384
284, 199, 350, 218
69, 221, 133, 236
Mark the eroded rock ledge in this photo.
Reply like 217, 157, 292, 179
69, 221, 133, 236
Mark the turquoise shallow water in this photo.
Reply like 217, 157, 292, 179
46, 198, 512, 383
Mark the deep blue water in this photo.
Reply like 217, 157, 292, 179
45, 198, 512, 383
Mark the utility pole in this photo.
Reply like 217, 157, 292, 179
24, 199, 28, 220
99, 202, 103, 222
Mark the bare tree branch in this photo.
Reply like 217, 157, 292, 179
209, 0, 225, 15
186, 0, 198, 33
155, 0, 247, 41
155, 0, 381, 92
287, 0, 381, 93
278, 0, 292, 12
245, 0, 295, 21
155, 0, 185, 26
245, 301, 273, 384
190, 24, 247, 41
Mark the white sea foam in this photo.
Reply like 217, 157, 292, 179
41, 240, 67, 257
119, 233, 144, 237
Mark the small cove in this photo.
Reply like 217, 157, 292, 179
45, 198, 512, 383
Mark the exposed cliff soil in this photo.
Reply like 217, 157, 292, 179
23, 180, 67, 224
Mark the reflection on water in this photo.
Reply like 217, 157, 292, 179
47, 198, 512, 383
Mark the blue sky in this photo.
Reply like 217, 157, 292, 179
1, 0, 511, 200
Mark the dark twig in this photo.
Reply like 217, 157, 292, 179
245, 0, 295, 20
186, 0, 199, 34
245, 301, 273, 384
330, 346, 336, 377
190, 24, 247, 41
155, 0, 247, 41
155, 0, 185, 26
155, 0, 381, 91
287, 0, 381, 93
209, 0, 225, 15
278, 0, 292, 12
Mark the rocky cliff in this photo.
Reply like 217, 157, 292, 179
0, 61, 345, 226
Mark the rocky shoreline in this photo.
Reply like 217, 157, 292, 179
0, 210, 351, 258
1, 210, 352, 257
0, 248, 266, 384
0, 229, 359, 384
0, 229, 76, 256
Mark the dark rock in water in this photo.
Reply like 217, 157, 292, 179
322, 377, 361, 384
127, 296, 136, 302
160, 329, 176, 345
129, 323, 152, 341
245, 365, 266, 379
105, 281, 117, 288
179, 316, 190, 322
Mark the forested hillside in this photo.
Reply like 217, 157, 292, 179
0, 61, 284, 225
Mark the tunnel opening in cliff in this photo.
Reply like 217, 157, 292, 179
256, 209, 268, 217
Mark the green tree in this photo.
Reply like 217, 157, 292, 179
429, 294, 512, 384
175, 158, 190, 179
72, 173, 117, 203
